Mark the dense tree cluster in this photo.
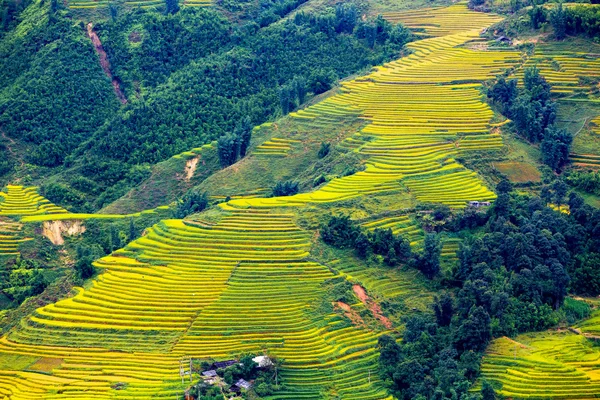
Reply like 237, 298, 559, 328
321, 215, 415, 268
527, 2, 599, 39
379, 180, 600, 399
0, 1, 119, 169
0, 256, 47, 305
488, 68, 571, 171
217, 117, 253, 167
173, 190, 209, 218
564, 4, 600, 39
567, 170, 600, 195
272, 180, 299, 197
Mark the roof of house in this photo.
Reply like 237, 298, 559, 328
252, 355, 273, 368
202, 370, 217, 377
213, 360, 237, 369
235, 378, 252, 390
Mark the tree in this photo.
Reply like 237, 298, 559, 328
128, 218, 136, 242
309, 69, 336, 95
481, 380, 496, 400
279, 85, 293, 115
174, 190, 208, 218
318, 142, 330, 158
552, 179, 569, 205
455, 306, 492, 352
75, 244, 103, 279
433, 293, 454, 326
354, 233, 372, 259
293, 76, 307, 105
468, 0, 485, 8
217, 134, 239, 167
165, 0, 179, 15
529, 5, 547, 29
551, 2, 567, 40
572, 253, 600, 296
541, 125, 572, 171
272, 180, 299, 197
413, 233, 442, 279
236, 117, 253, 158
334, 3, 357, 34
385, 247, 398, 266
109, 3, 118, 22
321, 215, 361, 248
496, 179, 513, 195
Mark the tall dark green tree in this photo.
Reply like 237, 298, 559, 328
217, 134, 239, 167
541, 125, 572, 171
551, 2, 567, 40
529, 5, 547, 29
165, 0, 179, 14
236, 117, 253, 158
413, 233, 442, 279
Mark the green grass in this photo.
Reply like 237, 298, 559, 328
102, 144, 219, 214
0, 354, 40, 370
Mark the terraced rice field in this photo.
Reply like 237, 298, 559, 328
381, 3, 503, 37
229, 6, 519, 209
570, 116, 600, 169
0, 4, 519, 398
0, 186, 67, 217
592, 117, 600, 135
480, 333, 600, 399
0, 207, 393, 398
362, 214, 423, 245
0, 219, 28, 258
570, 153, 600, 169
254, 138, 301, 158
0, 186, 66, 258
515, 45, 600, 94
68, 0, 210, 9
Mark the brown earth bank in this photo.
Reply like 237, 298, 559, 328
353, 284, 393, 329
86, 22, 127, 104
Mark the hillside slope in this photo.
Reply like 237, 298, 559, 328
0, 3, 523, 399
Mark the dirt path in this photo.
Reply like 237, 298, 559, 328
352, 284, 393, 329
86, 23, 127, 105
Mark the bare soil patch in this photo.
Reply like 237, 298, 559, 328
495, 161, 541, 183
352, 284, 393, 329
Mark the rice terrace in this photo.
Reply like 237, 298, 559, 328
1, 0, 600, 398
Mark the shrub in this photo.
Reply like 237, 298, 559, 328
174, 190, 208, 218
272, 181, 299, 197
317, 142, 330, 158
321, 215, 360, 248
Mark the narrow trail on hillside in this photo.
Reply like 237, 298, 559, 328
86, 23, 127, 105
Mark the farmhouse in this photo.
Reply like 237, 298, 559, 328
468, 201, 491, 208
212, 360, 237, 369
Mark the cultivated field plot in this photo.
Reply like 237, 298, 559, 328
381, 3, 503, 37
229, 4, 519, 209
0, 4, 523, 399
480, 333, 600, 399
0, 185, 66, 258
515, 45, 600, 94
570, 114, 600, 169
254, 138, 301, 158
0, 208, 392, 398
0, 186, 67, 217
68, 0, 210, 9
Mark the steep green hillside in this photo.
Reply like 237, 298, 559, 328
0, 0, 600, 399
